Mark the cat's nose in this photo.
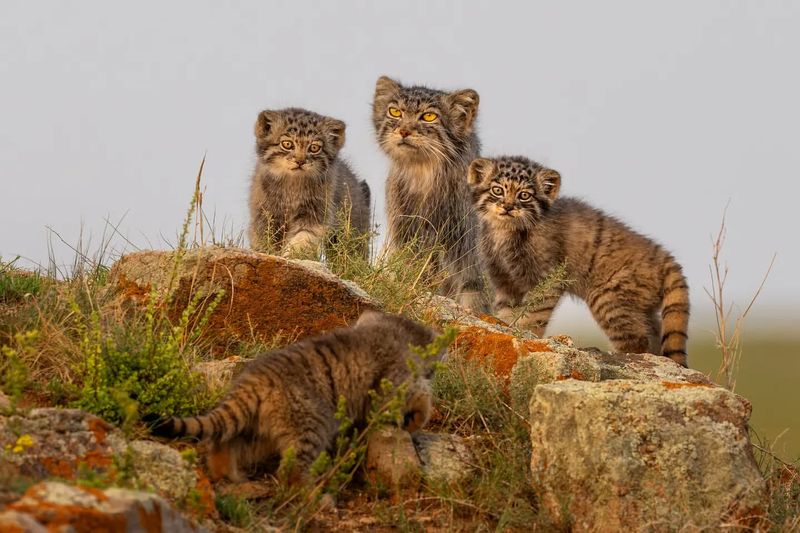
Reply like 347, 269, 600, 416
398, 128, 411, 138
295, 157, 306, 167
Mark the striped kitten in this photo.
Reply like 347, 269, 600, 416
372, 76, 488, 313
248, 108, 371, 258
149, 311, 442, 482
468, 156, 689, 367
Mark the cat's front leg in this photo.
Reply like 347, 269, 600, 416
284, 225, 325, 259
493, 287, 523, 326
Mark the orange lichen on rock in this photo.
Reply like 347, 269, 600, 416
556, 370, 588, 381
455, 327, 527, 380
661, 381, 713, 390
477, 314, 507, 326
10, 485, 127, 532
86, 417, 111, 444
110, 249, 378, 353
191, 468, 218, 519
521, 339, 553, 354
40, 457, 76, 479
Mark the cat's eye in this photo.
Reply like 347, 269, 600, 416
280, 140, 294, 150
518, 191, 532, 201
308, 143, 322, 154
388, 107, 402, 118
490, 186, 504, 196
421, 112, 438, 122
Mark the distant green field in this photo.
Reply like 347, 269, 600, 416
690, 334, 800, 462
565, 328, 800, 462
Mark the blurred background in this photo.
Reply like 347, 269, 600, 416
1, 1, 798, 458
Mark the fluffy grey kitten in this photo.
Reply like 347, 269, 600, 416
248, 108, 371, 258
372, 76, 487, 313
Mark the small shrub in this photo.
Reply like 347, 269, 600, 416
0, 330, 36, 408
70, 292, 219, 423
216, 494, 255, 528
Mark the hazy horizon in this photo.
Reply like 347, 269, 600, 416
1, 1, 798, 332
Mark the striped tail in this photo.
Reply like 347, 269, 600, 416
360, 180, 371, 206
148, 395, 254, 443
660, 259, 690, 367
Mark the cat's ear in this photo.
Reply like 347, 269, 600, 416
467, 158, 495, 187
324, 118, 346, 151
375, 76, 401, 100
255, 110, 280, 139
536, 168, 561, 201
446, 89, 480, 134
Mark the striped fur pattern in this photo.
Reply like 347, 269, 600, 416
149, 311, 442, 482
468, 156, 689, 367
372, 76, 487, 312
248, 108, 371, 257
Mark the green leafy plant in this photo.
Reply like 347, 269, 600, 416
216, 494, 255, 528
70, 290, 220, 423
0, 330, 36, 409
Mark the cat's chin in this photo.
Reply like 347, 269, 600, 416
488, 214, 526, 231
386, 142, 421, 160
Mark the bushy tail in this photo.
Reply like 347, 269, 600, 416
147, 395, 254, 443
360, 180, 371, 206
660, 259, 690, 367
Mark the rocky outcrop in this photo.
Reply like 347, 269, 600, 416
529, 379, 766, 531
110, 248, 378, 349
426, 295, 766, 529
0, 408, 214, 517
1, 481, 209, 532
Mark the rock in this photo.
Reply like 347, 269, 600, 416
0, 408, 214, 516
413, 431, 474, 484
509, 350, 603, 419
5, 481, 209, 532
528, 379, 766, 531
364, 428, 475, 489
427, 294, 711, 385
424, 295, 571, 381
0, 509, 48, 532
594, 349, 713, 384
364, 427, 421, 488
110, 248, 378, 350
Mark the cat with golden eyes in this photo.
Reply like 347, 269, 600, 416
372, 76, 488, 313
248, 108, 371, 258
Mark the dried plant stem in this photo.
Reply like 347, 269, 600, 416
704, 206, 776, 391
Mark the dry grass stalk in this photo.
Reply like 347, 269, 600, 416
704, 206, 776, 391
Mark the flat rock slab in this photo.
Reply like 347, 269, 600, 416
529, 379, 766, 531
110, 248, 378, 349
4, 481, 209, 532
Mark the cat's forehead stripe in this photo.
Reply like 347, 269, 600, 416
396, 86, 444, 108
279, 110, 327, 138
491, 157, 542, 181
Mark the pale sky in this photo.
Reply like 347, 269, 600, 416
1, 1, 798, 332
